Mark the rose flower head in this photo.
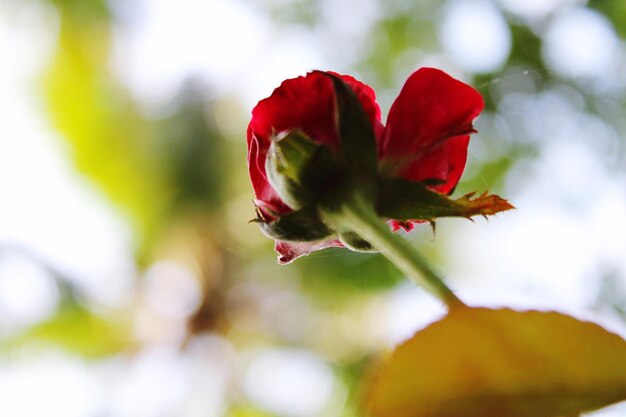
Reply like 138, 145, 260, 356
247, 68, 512, 264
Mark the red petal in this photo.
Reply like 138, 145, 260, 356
247, 72, 337, 214
399, 135, 470, 195
275, 239, 343, 264
380, 68, 483, 192
247, 127, 290, 216
247, 71, 382, 211
390, 220, 415, 232
250, 72, 339, 150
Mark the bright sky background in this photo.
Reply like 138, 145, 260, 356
1, 0, 625, 416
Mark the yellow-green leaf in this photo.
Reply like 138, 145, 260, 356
364, 308, 626, 417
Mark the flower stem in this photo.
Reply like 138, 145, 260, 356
322, 193, 466, 310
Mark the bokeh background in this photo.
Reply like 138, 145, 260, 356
1, 0, 626, 416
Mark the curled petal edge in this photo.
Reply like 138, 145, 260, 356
275, 239, 344, 264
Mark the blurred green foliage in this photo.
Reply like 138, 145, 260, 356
228, 407, 278, 417
7, 302, 131, 358
590, 0, 626, 38
299, 251, 402, 297
44, 16, 169, 256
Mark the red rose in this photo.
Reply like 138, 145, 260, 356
248, 68, 484, 263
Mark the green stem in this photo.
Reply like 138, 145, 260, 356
322, 194, 466, 310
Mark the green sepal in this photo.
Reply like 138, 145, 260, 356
323, 72, 378, 199
257, 205, 334, 242
338, 230, 377, 253
377, 178, 514, 221
265, 130, 321, 209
